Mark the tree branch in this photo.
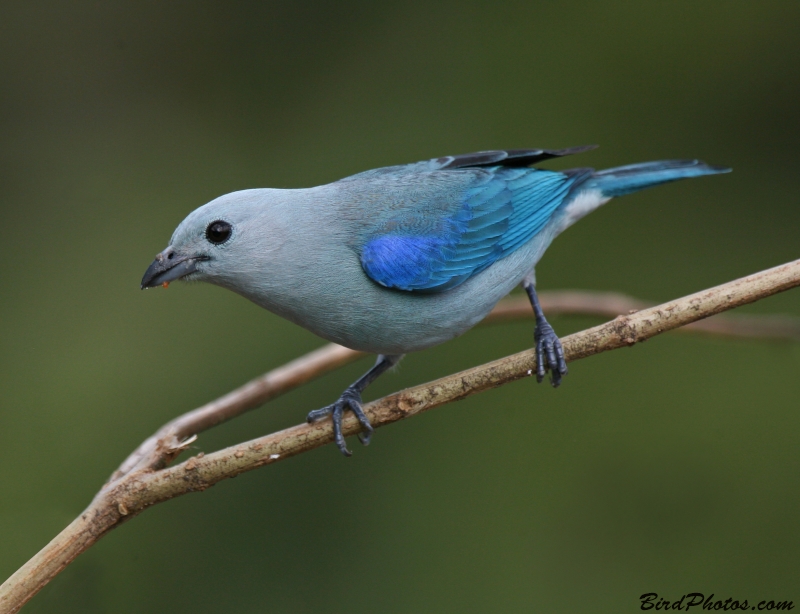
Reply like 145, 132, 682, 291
109, 289, 800, 485
2, 261, 800, 613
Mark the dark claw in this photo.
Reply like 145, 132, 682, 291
534, 321, 568, 388
305, 387, 374, 456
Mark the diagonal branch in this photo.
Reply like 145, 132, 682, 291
2, 260, 800, 614
109, 289, 800, 484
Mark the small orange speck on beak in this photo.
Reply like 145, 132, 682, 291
162, 282, 170, 289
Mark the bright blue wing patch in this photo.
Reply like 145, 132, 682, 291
360, 167, 587, 292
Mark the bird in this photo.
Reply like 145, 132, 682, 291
141, 146, 729, 455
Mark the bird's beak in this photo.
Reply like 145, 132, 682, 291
141, 248, 204, 289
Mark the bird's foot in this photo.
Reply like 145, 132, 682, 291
306, 387, 374, 456
534, 320, 568, 387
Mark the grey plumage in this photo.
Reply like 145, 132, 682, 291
142, 147, 729, 454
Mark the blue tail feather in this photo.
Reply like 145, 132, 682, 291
585, 159, 731, 198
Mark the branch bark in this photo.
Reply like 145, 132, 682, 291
2, 262, 800, 613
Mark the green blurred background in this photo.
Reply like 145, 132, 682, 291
1, 2, 799, 612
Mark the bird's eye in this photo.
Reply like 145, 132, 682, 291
205, 220, 232, 244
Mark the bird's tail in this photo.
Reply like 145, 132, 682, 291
584, 159, 731, 198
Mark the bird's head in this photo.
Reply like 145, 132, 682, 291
141, 189, 286, 290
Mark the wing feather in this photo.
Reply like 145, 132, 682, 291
360, 165, 590, 292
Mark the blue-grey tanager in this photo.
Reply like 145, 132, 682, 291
142, 146, 729, 455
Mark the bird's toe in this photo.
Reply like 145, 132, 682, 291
306, 405, 333, 423
307, 387, 375, 456
330, 403, 351, 457
534, 323, 568, 387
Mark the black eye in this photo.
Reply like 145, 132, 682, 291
205, 220, 232, 244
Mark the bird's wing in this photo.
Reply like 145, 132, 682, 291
340, 145, 596, 181
359, 165, 592, 292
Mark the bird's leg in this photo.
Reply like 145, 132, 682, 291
306, 354, 403, 456
522, 276, 568, 387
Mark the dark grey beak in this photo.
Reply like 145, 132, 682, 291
141, 248, 205, 289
